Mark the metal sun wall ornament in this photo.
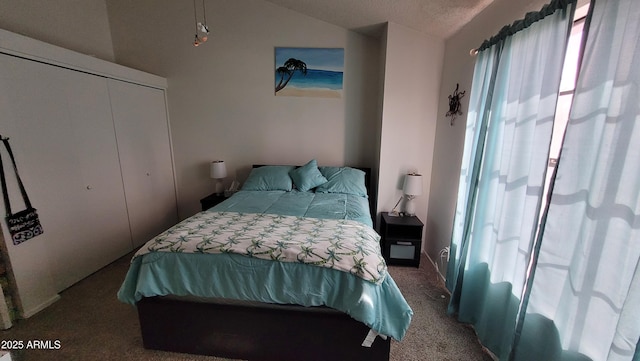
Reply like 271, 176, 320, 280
446, 83, 466, 126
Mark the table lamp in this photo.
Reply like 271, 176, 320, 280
210, 160, 227, 195
403, 173, 422, 216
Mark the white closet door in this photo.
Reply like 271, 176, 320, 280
0, 54, 132, 298
108, 79, 177, 248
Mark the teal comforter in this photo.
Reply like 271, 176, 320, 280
213, 190, 374, 227
117, 190, 413, 341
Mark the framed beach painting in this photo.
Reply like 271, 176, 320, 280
274, 47, 344, 98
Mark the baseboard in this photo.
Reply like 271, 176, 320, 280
20, 294, 61, 319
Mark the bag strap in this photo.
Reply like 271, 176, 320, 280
0, 138, 11, 215
0, 136, 32, 213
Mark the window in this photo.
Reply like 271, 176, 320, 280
540, 3, 590, 219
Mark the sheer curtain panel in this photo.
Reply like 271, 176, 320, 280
513, 0, 640, 359
446, 1, 575, 358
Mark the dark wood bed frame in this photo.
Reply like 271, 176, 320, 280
135, 165, 390, 361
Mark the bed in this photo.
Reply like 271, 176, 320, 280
118, 162, 413, 361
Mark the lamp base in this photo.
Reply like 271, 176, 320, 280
404, 196, 416, 217
214, 180, 224, 195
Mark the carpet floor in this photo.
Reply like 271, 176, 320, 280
1, 253, 492, 360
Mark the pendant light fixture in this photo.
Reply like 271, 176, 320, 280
192, 0, 210, 47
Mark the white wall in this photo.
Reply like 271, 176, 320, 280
426, 0, 554, 276
377, 22, 443, 249
0, 0, 114, 61
105, 0, 383, 218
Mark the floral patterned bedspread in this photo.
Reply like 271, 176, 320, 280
134, 211, 387, 284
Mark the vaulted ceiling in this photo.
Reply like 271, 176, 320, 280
262, 0, 495, 38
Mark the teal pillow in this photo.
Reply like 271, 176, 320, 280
241, 165, 295, 191
289, 159, 328, 192
316, 167, 368, 198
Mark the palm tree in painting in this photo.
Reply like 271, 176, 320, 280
275, 58, 307, 93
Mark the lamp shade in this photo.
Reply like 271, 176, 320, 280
403, 173, 423, 196
210, 160, 227, 179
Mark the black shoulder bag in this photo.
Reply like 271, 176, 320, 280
0, 136, 43, 245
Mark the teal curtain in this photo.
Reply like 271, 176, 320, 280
513, 0, 640, 359
446, 0, 575, 359
445, 42, 500, 293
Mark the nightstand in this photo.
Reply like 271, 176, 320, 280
200, 193, 227, 211
380, 213, 423, 267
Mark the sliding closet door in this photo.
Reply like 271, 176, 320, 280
108, 79, 177, 248
0, 54, 132, 299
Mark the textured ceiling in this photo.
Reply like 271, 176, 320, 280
262, 0, 495, 39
